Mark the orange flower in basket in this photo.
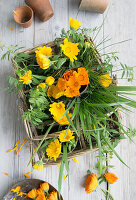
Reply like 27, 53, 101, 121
47, 85, 63, 99
104, 172, 118, 184
27, 188, 37, 199
40, 182, 49, 192
77, 67, 89, 85
57, 78, 66, 92
64, 87, 80, 98
85, 174, 98, 194
48, 191, 58, 200
63, 69, 74, 81
67, 72, 81, 90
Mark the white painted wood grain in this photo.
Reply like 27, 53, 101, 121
1, 0, 136, 199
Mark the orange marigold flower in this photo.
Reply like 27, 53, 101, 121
77, 67, 89, 85
40, 182, 49, 192
63, 69, 74, 81
104, 172, 118, 184
67, 72, 81, 91
36, 193, 47, 200
85, 174, 98, 194
46, 139, 61, 161
48, 191, 58, 200
57, 78, 66, 92
27, 188, 37, 199
35, 46, 52, 57
64, 87, 80, 98
36, 188, 45, 195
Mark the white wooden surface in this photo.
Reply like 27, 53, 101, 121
0, 0, 136, 199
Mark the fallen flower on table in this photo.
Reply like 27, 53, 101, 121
24, 172, 32, 178
2, 172, 8, 176
85, 174, 98, 194
104, 172, 118, 184
9, 26, 13, 31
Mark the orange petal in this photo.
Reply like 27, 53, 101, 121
6, 149, 13, 153
15, 140, 20, 146
24, 172, 32, 178
9, 26, 13, 31
21, 139, 27, 146
6, 146, 18, 153
16, 147, 21, 156
2, 172, 8, 176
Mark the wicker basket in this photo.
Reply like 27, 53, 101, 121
11, 38, 120, 167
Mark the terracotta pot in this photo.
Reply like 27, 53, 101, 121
14, 5, 33, 28
25, 0, 54, 22
79, 0, 109, 14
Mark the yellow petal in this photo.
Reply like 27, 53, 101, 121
13, 10, 18, 16
58, 164, 60, 167
72, 158, 79, 164
63, 174, 66, 180
2, 172, 8, 176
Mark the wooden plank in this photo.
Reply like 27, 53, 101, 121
103, 0, 136, 199
68, 0, 107, 199
0, 0, 34, 198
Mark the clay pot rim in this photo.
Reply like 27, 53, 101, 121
14, 5, 33, 25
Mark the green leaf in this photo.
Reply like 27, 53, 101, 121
57, 58, 67, 69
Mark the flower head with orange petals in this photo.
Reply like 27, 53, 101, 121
48, 191, 58, 200
85, 174, 98, 194
104, 172, 118, 184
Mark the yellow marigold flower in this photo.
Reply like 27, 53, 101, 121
58, 129, 75, 142
27, 188, 37, 199
35, 46, 52, 56
49, 102, 65, 116
40, 182, 49, 192
70, 18, 81, 29
37, 83, 46, 90
85, 174, 98, 194
47, 85, 63, 99
49, 102, 72, 125
11, 186, 21, 195
33, 160, 43, 171
46, 139, 61, 161
54, 113, 72, 125
46, 76, 55, 86
104, 172, 118, 184
36, 53, 50, 70
98, 74, 112, 87
19, 70, 32, 85
60, 38, 80, 62
48, 191, 58, 200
